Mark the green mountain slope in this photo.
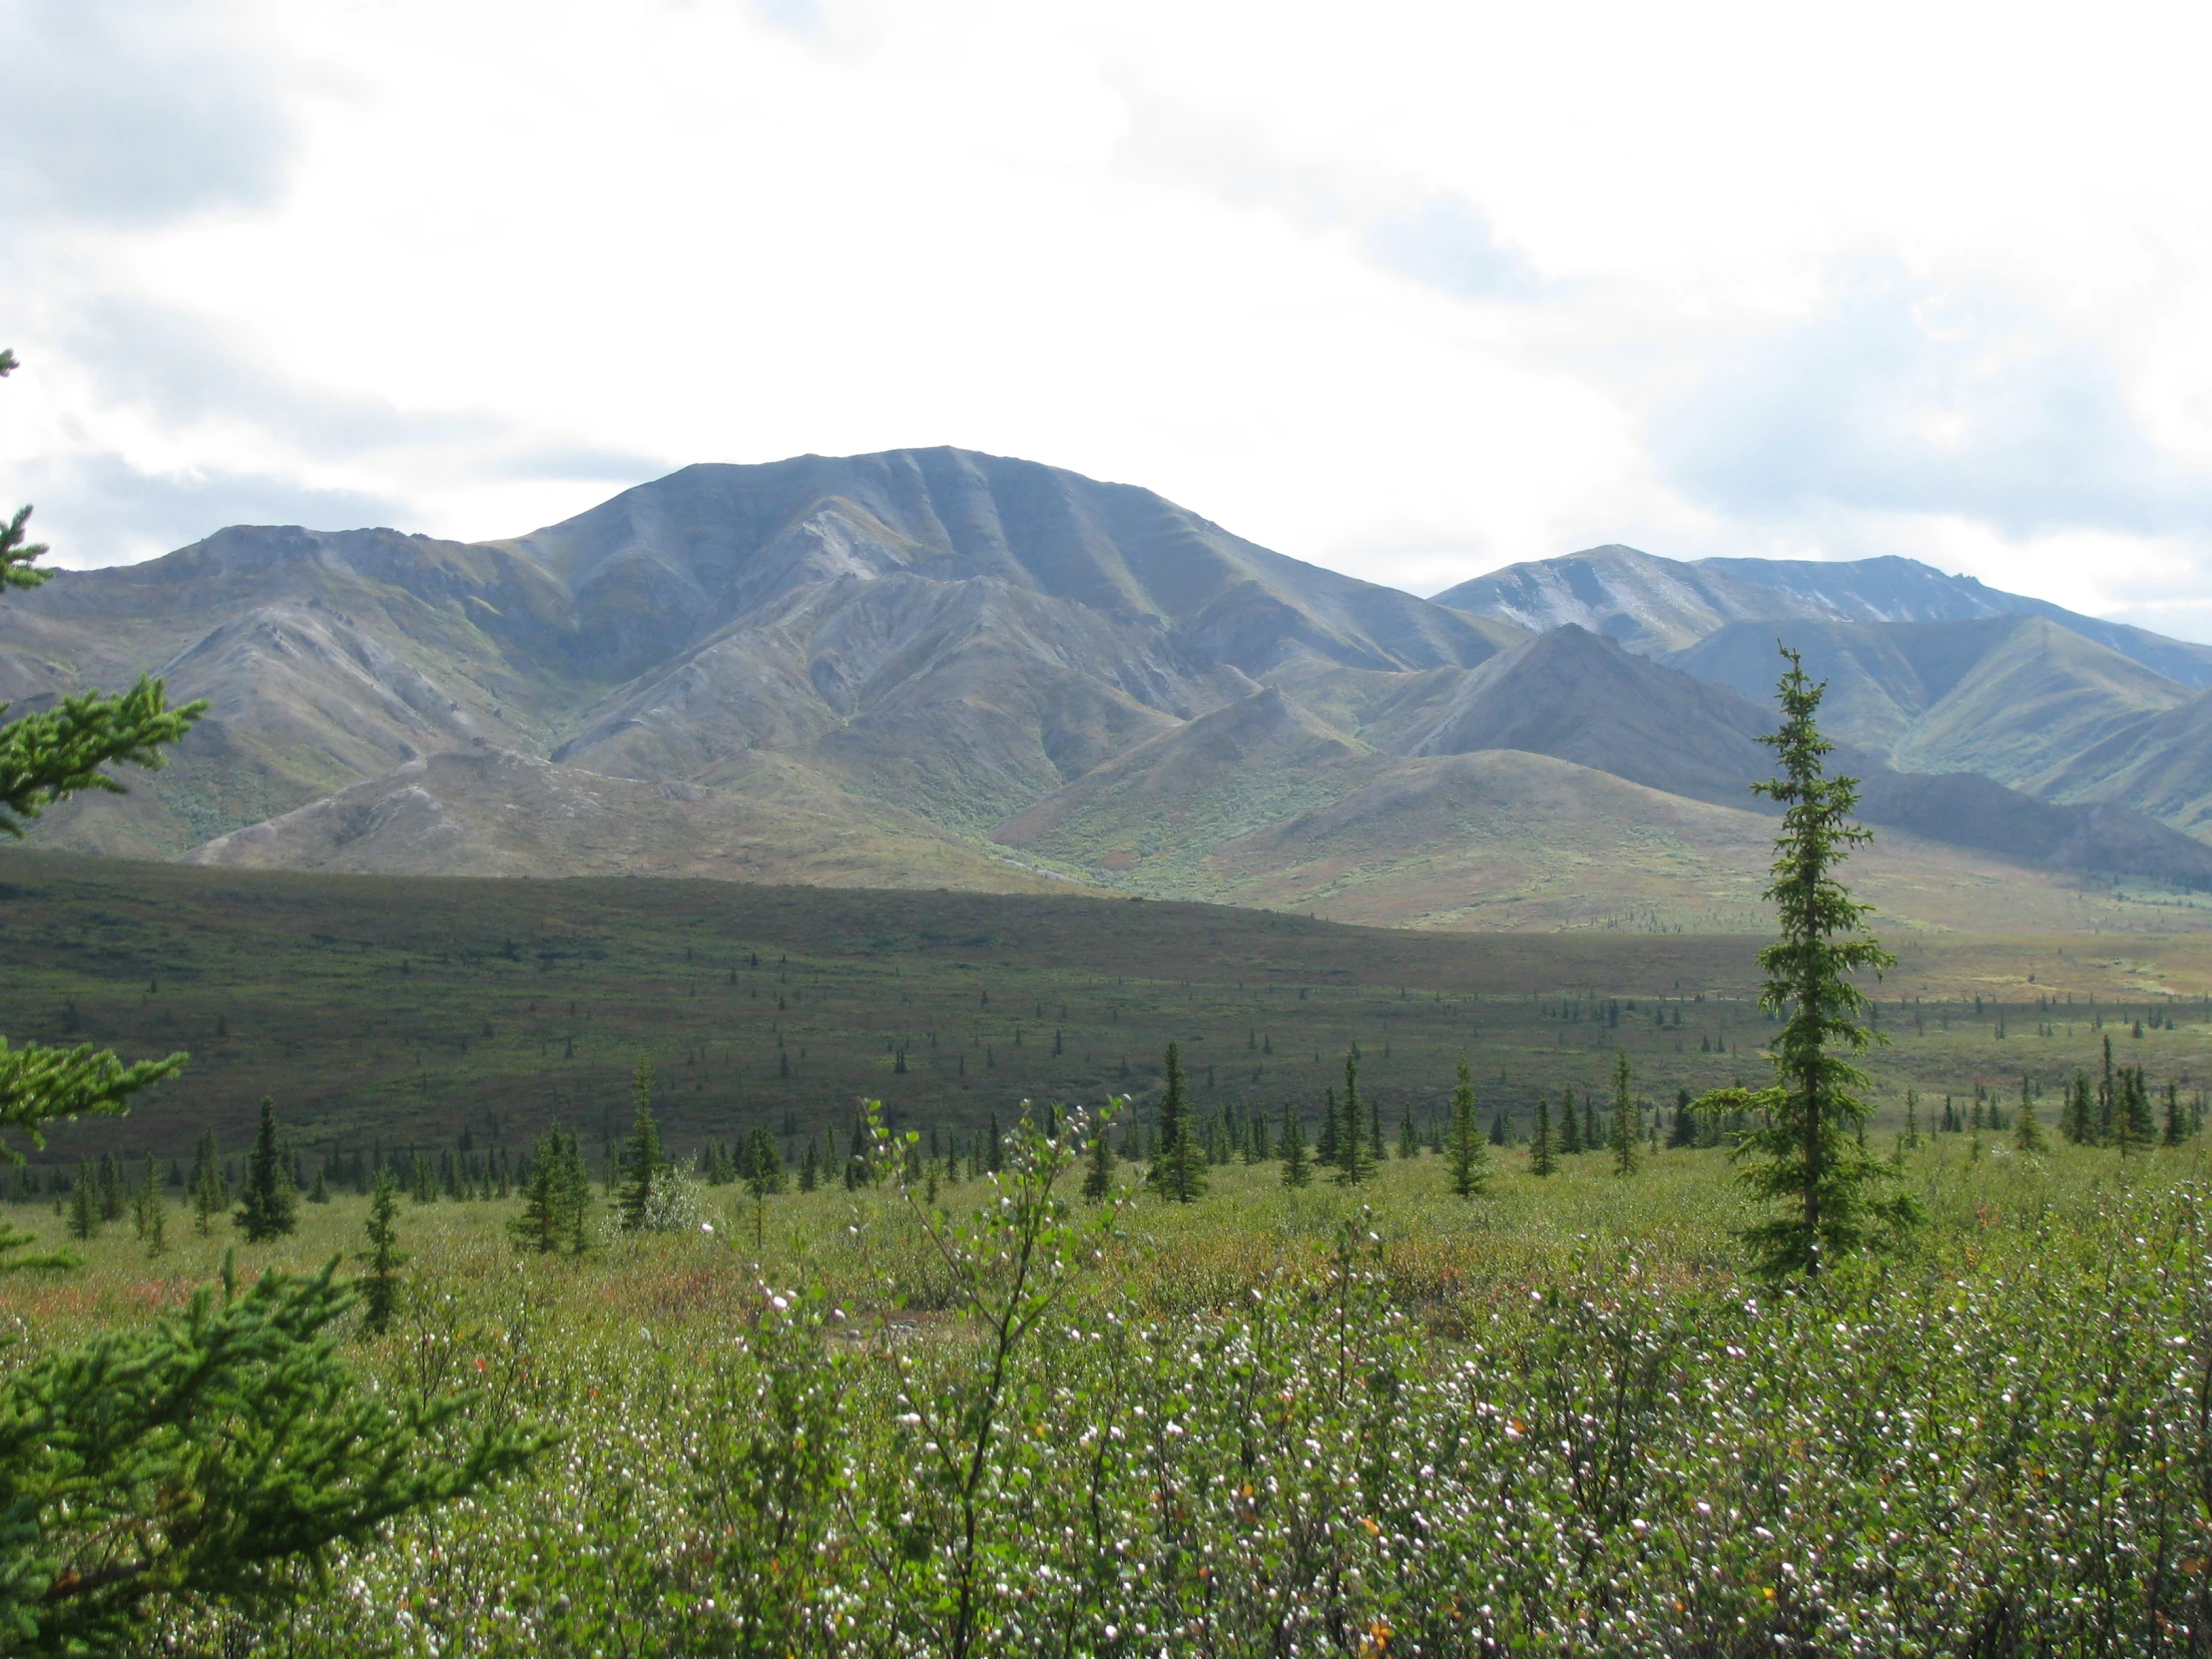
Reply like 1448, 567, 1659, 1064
1669, 616, 2193, 786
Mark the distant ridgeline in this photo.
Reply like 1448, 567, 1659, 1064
6, 448, 2212, 934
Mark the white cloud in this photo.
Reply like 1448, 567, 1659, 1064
3, 0, 2211, 642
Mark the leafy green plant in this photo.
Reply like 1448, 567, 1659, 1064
873, 1102, 1106, 1658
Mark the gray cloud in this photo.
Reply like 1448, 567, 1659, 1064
0, 0, 293, 225
59, 298, 490, 459
8, 452, 407, 568
1652, 263, 2212, 539
20, 300, 668, 553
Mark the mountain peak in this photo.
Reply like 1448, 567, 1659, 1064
1435, 544, 2212, 688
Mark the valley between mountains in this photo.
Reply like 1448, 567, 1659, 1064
10, 446, 2212, 934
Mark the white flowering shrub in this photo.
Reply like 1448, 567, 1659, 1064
636, 1170, 707, 1235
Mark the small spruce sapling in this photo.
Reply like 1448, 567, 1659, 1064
359, 1173, 404, 1336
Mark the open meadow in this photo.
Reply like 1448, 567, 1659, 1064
5, 1114, 2211, 1655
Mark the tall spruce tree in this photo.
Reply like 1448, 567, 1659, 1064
1336, 1054, 1374, 1186
67, 1165, 97, 1241
2064, 1073, 2093, 1144
237, 1097, 298, 1243
2118, 1066, 2157, 1154
0, 348, 535, 1650
137, 1156, 167, 1259
1609, 1052, 1640, 1177
745, 1127, 785, 1199
1669, 1086, 1697, 1148
1082, 1107, 1117, 1202
1446, 1058, 1487, 1197
1280, 1103, 1311, 1188
1529, 1093, 1557, 1177
1559, 1086, 1584, 1155
618, 1055, 662, 1231
1695, 647, 1919, 1278
1148, 1042, 1205, 1201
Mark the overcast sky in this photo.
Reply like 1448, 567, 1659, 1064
6, 0, 2212, 633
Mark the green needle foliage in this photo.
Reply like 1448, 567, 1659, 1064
1447, 1057, 1487, 1197
1080, 1099, 1119, 1202
0, 346, 201, 1275
1335, 1053, 1373, 1187
1279, 1102, 1310, 1188
511, 1128, 591, 1255
1529, 1092, 1556, 1177
1558, 1086, 1583, 1155
358, 1174, 404, 1336
0, 353, 204, 850
0, 349, 541, 1647
0, 1255, 542, 1652
1147, 1042, 1205, 1202
1698, 646, 1920, 1279
1609, 1051, 1639, 1177
235, 1098, 298, 1243
618, 1054, 662, 1232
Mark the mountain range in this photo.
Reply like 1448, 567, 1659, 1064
9, 446, 2212, 932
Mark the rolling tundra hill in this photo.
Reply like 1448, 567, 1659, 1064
2031, 694, 2212, 840
1667, 615, 2194, 785
10, 446, 2212, 927
185, 744, 1071, 890
992, 625, 2212, 903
